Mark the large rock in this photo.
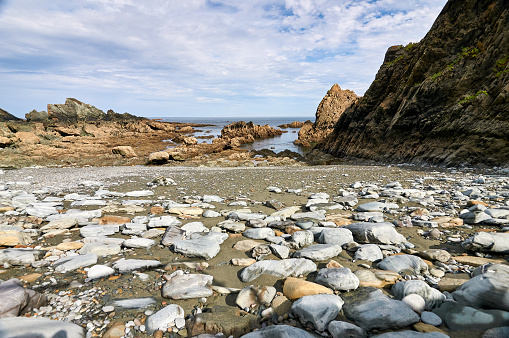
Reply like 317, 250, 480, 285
377, 255, 429, 275
52, 254, 98, 273
346, 222, 406, 244
461, 232, 509, 253
293, 244, 342, 261
0, 227, 33, 246
283, 277, 333, 300
452, 271, 509, 311
318, 227, 353, 246
315, 268, 360, 291
372, 332, 448, 338
239, 258, 317, 283
433, 301, 509, 332
172, 237, 221, 260
220, 121, 283, 144
0, 248, 44, 265
0, 279, 47, 318
0, 317, 84, 338
342, 288, 420, 331
236, 285, 276, 309
328, 321, 367, 338
291, 294, 344, 331
392, 280, 445, 310
241, 324, 316, 338
145, 304, 185, 335
112, 258, 162, 273
354, 244, 384, 262
162, 272, 213, 300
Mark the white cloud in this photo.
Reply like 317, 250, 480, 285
0, 0, 447, 117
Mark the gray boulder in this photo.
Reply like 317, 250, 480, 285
243, 228, 275, 240
354, 244, 383, 262
342, 288, 420, 331
145, 304, 185, 335
160, 225, 184, 246
433, 301, 509, 332
172, 237, 221, 260
112, 258, 162, 273
461, 232, 509, 253
0, 317, 84, 338
392, 280, 445, 310
318, 228, 353, 246
291, 294, 344, 331
148, 215, 182, 228
293, 244, 342, 261
79, 224, 119, 237
161, 272, 213, 300
372, 332, 449, 338
357, 202, 398, 212
346, 222, 406, 245
240, 324, 317, 338
315, 268, 360, 291
292, 230, 314, 248
0, 248, 44, 265
0, 279, 47, 318
377, 255, 429, 275
240, 258, 317, 283
328, 321, 366, 338
236, 285, 276, 309
452, 271, 509, 311
53, 254, 98, 273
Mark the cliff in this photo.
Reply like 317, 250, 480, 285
318, 0, 509, 166
297, 84, 358, 144
0, 108, 22, 122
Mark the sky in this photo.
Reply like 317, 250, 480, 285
0, 0, 448, 119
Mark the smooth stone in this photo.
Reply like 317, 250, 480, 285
353, 212, 385, 222
354, 244, 384, 262
283, 277, 333, 300
421, 311, 442, 326
243, 228, 275, 240
217, 220, 245, 233
239, 258, 317, 283
102, 305, 114, 313
228, 212, 266, 221
236, 285, 276, 309
145, 304, 185, 335
402, 294, 426, 314
482, 326, 509, 338
80, 224, 119, 237
292, 230, 314, 248
79, 242, 121, 256
357, 202, 399, 212
87, 264, 115, 279
239, 324, 316, 338
472, 263, 509, 277
318, 227, 353, 246
148, 216, 182, 228
0, 227, 33, 246
290, 210, 326, 221
0, 248, 44, 265
111, 297, 156, 309
233, 240, 264, 252
293, 244, 342, 261
377, 254, 429, 275
246, 219, 268, 228
342, 288, 420, 331
172, 237, 221, 260
418, 250, 451, 263
181, 222, 208, 236
162, 272, 213, 300
291, 293, 344, 331
53, 254, 98, 273
372, 331, 449, 337
270, 244, 290, 259
461, 232, 509, 253
40, 218, 78, 233
0, 279, 47, 317
295, 219, 315, 230
392, 280, 445, 310
346, 222, 406, 244
25, 202, 60, 218
270, 206, 301, 218
452, 271, 509, 311
113, 259, 162, 273
202, 195, 223, 203
121, 223, 147, 236
122, 237, 156, 248
160, 225, 184, 246
56, 241, 84, 251
126, 190, 154, 197
46, 209, 102, 223
315, 267, 360, 291
203, 210, 221, 218
433, 301, 509, 331
0, 317, 84, 338
231, 258, 256, 266
328, 320, 367, 338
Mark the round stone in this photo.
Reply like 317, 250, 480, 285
402, 294, 426, 314
430, 268, 445, 278
421, 311, 442, 326
102, 306, 114, 313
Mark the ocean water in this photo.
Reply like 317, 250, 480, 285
160, 116, 314, 154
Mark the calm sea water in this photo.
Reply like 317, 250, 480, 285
160, 116, 314, 154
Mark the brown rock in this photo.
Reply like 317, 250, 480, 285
0, 207, 15, 213
221, 121, 283, 146
434, 216, 463, 228
103, 320, 126, 338
0, 137, 14, 148
467, 200, 489, 207
0, 228, 33, 247
233, 240, 264, 252
17, 273, 42, 283
15, 131, 40, 144
413, 322, 447, 334
112, 146, 137, 158
189, 306, 259, 337
326, 260, 344, 268
419, 249, 451, 263
150, 206, 165, 214
283, 277, 333, 300
56, 242, 85, 251
148, 151, 170, 164
437, 277, 468, 292
183, 137, 198, 146
98, 215, 131, 225
453, 255, 508, 267
167, 207, 203, 216
231, 258, 256, 266
272, 295, 292, 315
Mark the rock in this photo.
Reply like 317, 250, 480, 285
241, 324, 316, 338
433, 301, 509, 332
392, 280, 445, 310
353, 212, 385, 222
79, 242, 121, 256
172, 237, 221, 260
421, 311, 442, 326
437, 277, 468, 292
40, 218, 78, 233
0, 227, 33, 246
291, 293, 344, 331
0, 317, 84, 337
80, 224, 119, 237
168, 207, 203, 216
111, 297, 156, 309
148, 216, 182, 228
342, 288, 420, 331
160, 225, 185, 246
377, 255, 429, 275
402, 294, 426, 314
243, 228, 275, 240
418, 250, 451, 263
346, 222, 406, 244
146, 304, 185, 335
283, 277, 333, 300
290, 210, 326, 221
461, 232, 509, 253
357, 202, 399, 212
318, 227, 353, 246
113, 258, 162, 273
315, 267, 360, 291
453, 255, 507, 267
482, 327, 509, 338
53, 253, 98, 273
293, 244, 342, 261
25, 202, 59, 218
0, 279, 47, 317
122, 222, 147, 235
372, 331, 449, 337
228, 212, 266, 222
189, 305, 259, 337
148, 151, 170, 164
235, 285, 276, 309
0, 248, 44, 265
111, 146, 137, 157
272, 295, 292, 316
354, 244, 384, 262
292, 230, 314, 248
233, 240, 264, 252
161, 272, 213, 300
239, 258, 317, 283
123, 237, 156, 248
328, 321, 367, 338
355, 269, 401, 288
103, 320, 126, 338
270, 244, 290, 259
87, 264, 115, 279
452, 271, 509, 312
472, 263, 509, 277
218, 220, 245, 233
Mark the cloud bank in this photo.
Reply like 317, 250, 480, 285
0, 0, 448, 117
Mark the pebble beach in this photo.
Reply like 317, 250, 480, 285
0, 164, 508, 338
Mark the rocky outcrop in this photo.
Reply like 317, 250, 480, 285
0, 108, 22, 122
318, 0, 509, 166
220, 121, 283, 147
297, 84, 358, 145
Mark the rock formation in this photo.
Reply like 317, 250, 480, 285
297, 84, 358, 145
318, 0, 509, 166
220, 121, 283, 147
0, 108, 22, 122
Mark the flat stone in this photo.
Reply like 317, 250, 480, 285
0, 317, 84, 338
231, 258, 256, 266
113, 258, 162, 273
236, 285, 276, 309
418, 250, 451, 263
290, 210, 326, 221
239, 258, 317, 283
111, 297, 156, 309
56, 241, 84, 251
421, 311, 442, 326
0, 248, 44, 265
79, 242, 121, 256
40, 218, 78, 233
80, 224, 119, 237
328, 321, 367, 338
217, 220, 245, 233
173, 237, 221, 260
357, 202, 398, 212
283, 277, 333, 300
233, 240, 264, 252
87, 264, 115, 279
461, 232, 509, 253
203, 210, 221, 218
433, 301, 509, 332
146, 304, 185, 335
148, 216, 182, 228
126, 190, 154, 197
373, 331, 449, 337
270, 244, 290, 259
377, 254, 429, 275
243, 228, 275, 239
318, 227, 353, 246
160, 225, 184, 246
162, 272, 213, 299
241, 325, 316, 338
293, 244, 342, 261
346, 222, 406, 245
291, 293, 344, 331
123, 237, 156, 248
122, 223, 147, 236
452, 271, 509, 312
452, 255, 507, 267
53, 253, 98, 273
354, 244, 384, 262
228, 212, 266, 221
315, 267, 360, 291
0, 227, 33, 246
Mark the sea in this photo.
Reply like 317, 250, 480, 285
160, 116, 314, 155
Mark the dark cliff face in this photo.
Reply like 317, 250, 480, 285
0, 108, 22, 122
318, 0, 509, 166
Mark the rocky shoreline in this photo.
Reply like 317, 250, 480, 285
0, 164, 508, 337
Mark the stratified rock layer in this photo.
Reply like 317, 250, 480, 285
319, 0, 509, 166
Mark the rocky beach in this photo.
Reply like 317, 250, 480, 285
0, 164, 508, 338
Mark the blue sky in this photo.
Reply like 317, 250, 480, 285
0, 0, 447, 118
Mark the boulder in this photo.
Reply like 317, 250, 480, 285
112, 258, 162, 273
328, 321, 367, 338
112, 146, 137, 158
346, 222, 406, 244
161, 272, 213, 300
433, 301, 509, 332
315, 268, 360, 291
241, 324, 316, 338
0, 317, 84, 338
318, 227, 353, 246
239, 258, 317, 283
236, 285, 276, 309
0, 248, 44, 266
145, 304, 185, 335
291, 293, 344, 331
52, 254, 98, 273
293, 244, 342, 261
0, 279, 47, 318
377, 255, 429, 275
392, 280, 445, 310
461, 232, 509, 253
354, 244, 384, 262
172, 237, 221, 260
452, 271, 509, 311
283, 277, 333, 300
